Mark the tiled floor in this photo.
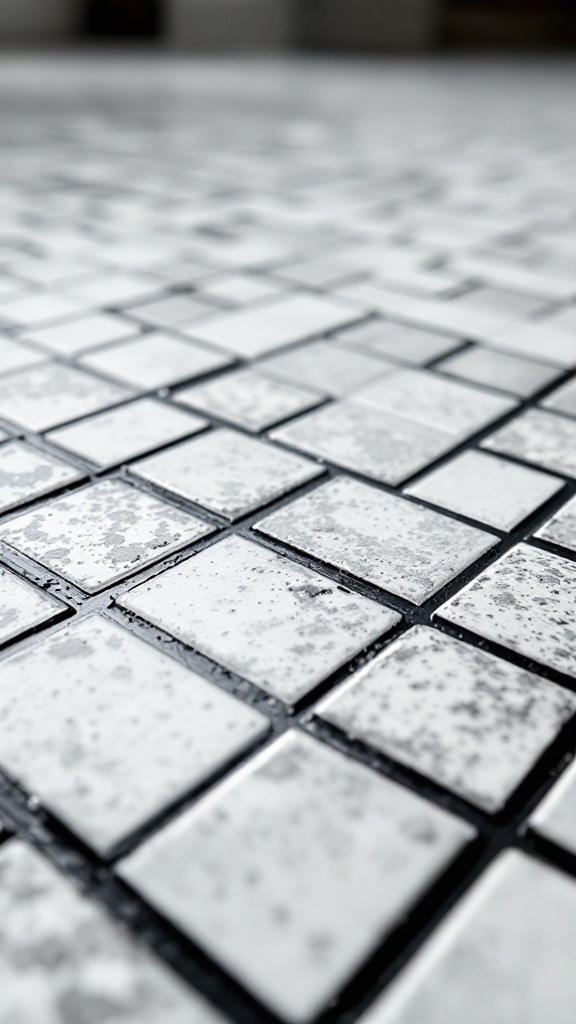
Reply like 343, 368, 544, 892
1, 51, 576, 1024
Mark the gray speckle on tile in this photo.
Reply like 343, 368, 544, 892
530, 759, 576, 856
120, 534, 399, 704
0, 362, 132, 433
438, 543, 576, 676
0, 440, 84, 512
81, 332, 232, 390
318, 626, 576, 812
406, 450, 563, 531
1, 479, 213, 592
437, 345, 560, 398
0, 614, 269, 853
119, 731, 474, 1023
0, 839, 229, 1024
360, 851, 576, 1024
0, 565, 65, 646
259, 339, 394, 396
482, 408, 576, 478
255, 476, 496, 604
132, 428, 323, 521
535, 494, 576, 553
175, 368, 322, 432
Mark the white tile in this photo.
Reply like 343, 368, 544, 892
127, 293, 215, 328
452, 285, 544, 320
336, 320, 460, 366
487, 320, 576, 368
438, 345, 560, 397
0, 292, 87, 327
0, 614, 269, 853
132, 429, 322, 521
198, 272, 284, 306
0, 840, 228, 1024
81, 333, 231, 390
438, 543, 576, 676
275, 256, 363, 289
22, 313, 139, 356
0, 337, 44, 375
318, 626, 576, 812
259, 339, 394, 396
531, 759, 576, 855
186, 294, 364, 357
535, 494, 576, 552
68, 271, 164, 306
174, 368, 322, 432
1, 479, 213, 593
120, 535, 398, 704
406, 450, 562, 531
541, 376, 576, 418
46, 398, 206, 467
360, 851, 576, 1024
0, 440, 83, 512
0, 565, 65, 645
452, 254, 576, 301
119, 732, 473, 1023
482, 408, 576, 478
0, 363, 132, 432
271, 401, 457, 485
256, 476, 496, 604
356, 369, 515, 440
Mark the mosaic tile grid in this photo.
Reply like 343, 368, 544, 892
1, 54, 576, 1024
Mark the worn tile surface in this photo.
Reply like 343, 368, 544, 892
119, 732, 473, 1022
0, 565, 65, 646
81, 333, 231, 390
175, 368, 322, 432
535, 494, 576, 553
1, 480, 213, 592
0, 440, 83, 512
482, 408, 576, 478
0, 362, 132, 432
318, 626, 576, 812
120, 535, 399, 704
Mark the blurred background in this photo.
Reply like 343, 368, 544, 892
0, 0, 575, 51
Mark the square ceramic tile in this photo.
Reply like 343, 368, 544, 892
360, 851, 576, 1024
486, 320, 576, 368
1, 479, 213, 593
355, 369, 516, 440
0, 566, 66, 646
271, 401, 457, 485
0, 440, 84, 512
0, 337, 44, 375
197, 272, 284, 306
531, 759, 576, 855
46, 398, 207, 468
0, 292, 87, 327
120, 535, 399, 704
256, 476, 496, 604
21, 313, 139, 356
174, 368, 322, 432
119, 732, 473, 1023
67, 271, 164, 306
406, 450, 563, 531
318, 626, 576, 812
0, 363, 132, 432
259, 339, 394, 396
126, 294, 215, 329
541, 376, 576, 418
452, 285, 545, 319
81, 333, 232, 390
0, 840, 228, 1024
437, 345, 560, 398
482, 409, 576, 478
438, 544, 576, 676
535, 494, 576, 553
336, 320, 461, 366
0, 614, 269, 853
131, 429, 322, 521
187, 294, 364, 357
452, 254, 576, 301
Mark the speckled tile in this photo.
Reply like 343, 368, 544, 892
271, 401, 457, 485
482, 408, 576, 478
81, 333, 231, 390
406, 450, 562, 531
541, 376, 576, 418
132, 429, 322, 521
0, 840, 229, 1024
0, 292, 86, 328
187, 294, 364, 357
46, 398, 207, 468
530, 759, 576, 855
0, 440, 84, 512
0, 363, 132, 433
437, 345, 560, 398
535, 494, 576, 552
22, 313, 139, 356
336, 320, 462, 366
318, 626, 576, 812
438, 544, 576, 676
1, 479, 213, 593
120, 535, 398, 704
256, 476, 496, 604
174, 368, 322, 432
0, 615, 269, 853
119, 731, 474, 1023
258, 340, 394, 396
360, 850, 576, 1024
355, 369, 515, 440
0, 565, 65, 646
0, 337, 44, 375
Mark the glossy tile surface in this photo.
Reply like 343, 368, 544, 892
483, 408, 576, 477
0, 565, 65, 646
535, 494, 576, 552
